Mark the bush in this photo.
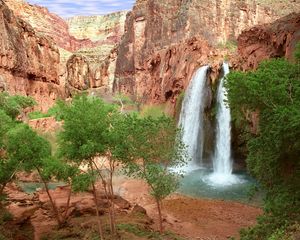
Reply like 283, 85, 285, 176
1, 212, 12, 223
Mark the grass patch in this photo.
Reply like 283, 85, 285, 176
140, 104, 167, 119
28, 111, 51, 120
28, 102, 63, 120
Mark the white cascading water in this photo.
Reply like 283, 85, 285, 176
178, 65, 209, 171
208, 62, 239, 186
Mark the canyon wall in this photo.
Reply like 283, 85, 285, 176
0, 0, 64, 111
67, 12, 127, 44
4, 0, 127, 94
114, 0, 300, 106
1, 0, 299, 111
234, 12, 300, 70
4, 0, 98, 52
65, 13, 128, 92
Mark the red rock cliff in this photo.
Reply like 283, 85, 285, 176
234, 12, 300, 70
0, 0, 65, 111
114, 0, 300, 105
4, 0, 128, 93
4, 0, 100, 52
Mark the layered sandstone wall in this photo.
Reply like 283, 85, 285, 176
0, 0, 65, 111
66, 12, 127, 43
65, 13, 128, 92
2, 0, 299, 110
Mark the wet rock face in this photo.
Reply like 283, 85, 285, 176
234, 13, 300, 70
114, 0, 296, 106
0, 1, 65, 111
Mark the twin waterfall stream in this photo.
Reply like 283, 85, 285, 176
178, 62, 240, 187
178, 66, 209, 169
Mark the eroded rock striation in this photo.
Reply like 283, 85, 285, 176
0, 0, 65, 111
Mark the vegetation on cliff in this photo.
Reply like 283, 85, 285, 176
225, 43, 300, 240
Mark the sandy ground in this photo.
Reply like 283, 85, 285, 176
118, 178, 262, 240
6, 175, 262, 240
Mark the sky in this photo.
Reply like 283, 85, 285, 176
26, 0, 135, 18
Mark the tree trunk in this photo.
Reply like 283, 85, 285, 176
36, 167, 62, 226
92, 182, 104, 240
108, 174, 116, 235
155, 198, 163, 233
103, 181, 114, 234
93, 158, 116, 236
41, 179, 62, 226
90, 161, 104, 240
62, 185, 72, 223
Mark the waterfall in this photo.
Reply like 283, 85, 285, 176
178, 65, 209, 170
213, 62, 232, 174
208, 62, 239, 185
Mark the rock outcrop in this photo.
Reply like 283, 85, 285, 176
4, 0, 128, 94
114, 0, 300, 106
65, 13, 128, 92
4, 0, 99, 53
0, 0, 65, 111
234, 12, 300, 70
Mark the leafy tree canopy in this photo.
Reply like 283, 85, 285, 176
225, 43, 300, 239
6, 124, 51, 172
0, 92, 35, 119
58, 95, 117, 162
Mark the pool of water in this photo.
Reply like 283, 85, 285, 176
18, 182, 66, 194
177, 168, 262, 204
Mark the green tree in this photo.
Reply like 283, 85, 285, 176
58, 95, 117, 239
0, 93, 36, 197
225, 44, 300, 239
124, 115, 187, 233
6, 124, 75, 226
97, 112, 136, 235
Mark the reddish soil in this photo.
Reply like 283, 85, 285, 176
119, 178, 262, 240
5, 177, 262, 240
